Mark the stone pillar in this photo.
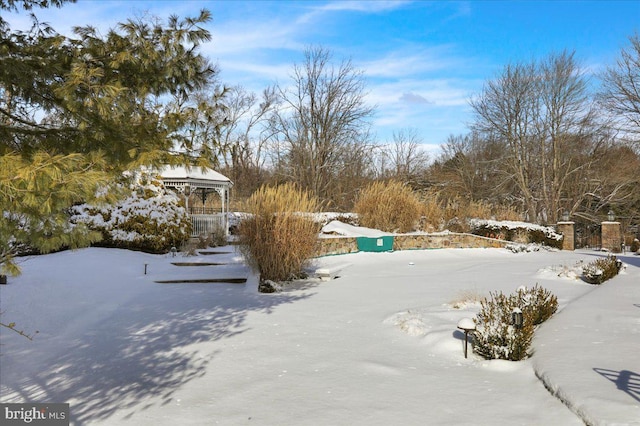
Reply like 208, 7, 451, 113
556, 221, 575, 251
601, 221, 622, 253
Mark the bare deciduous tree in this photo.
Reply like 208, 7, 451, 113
379, 128, 430, 186
600, 33, 640, 138
538, 51, 599, 222
434, 132, 509, 203
217, 86, 277, 198
269, 46, 375, 205
470, 51, 600, 223
470, 60, 541, 220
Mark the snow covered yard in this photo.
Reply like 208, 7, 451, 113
1, 246, 639, 425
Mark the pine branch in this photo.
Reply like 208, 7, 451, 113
0, 317, 38, 341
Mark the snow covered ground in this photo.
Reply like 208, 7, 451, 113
1, 233, 639, 425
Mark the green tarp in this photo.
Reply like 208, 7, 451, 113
356, 236, 394, 252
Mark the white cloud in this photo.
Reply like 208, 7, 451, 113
360, 46, 461, 78
367, 78, 472, 107
2, 0, 478, 147
3, 1, 197, 37
312, 0, 411, 13
400, 92, 432, 105
214, 60, 292, 93
365, 77, 476, 144
297, 0, 412, 24
207, 17, 305, 56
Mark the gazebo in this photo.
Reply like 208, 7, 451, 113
158, 165, 233, 237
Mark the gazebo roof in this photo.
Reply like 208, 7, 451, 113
158, 165, 233, 190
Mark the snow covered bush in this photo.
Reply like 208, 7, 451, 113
419, 193, 521, 233
385, 310, 428, 336
316, 213, 359, 228
521, 285, 559, 326
473, 285, 557, 361
239, 183, 321, 286
469, 219, 563, 249
69, 171, 191, 253
631, 238, 640, 253
353, 180, 422, 233
582, 255, 621, 284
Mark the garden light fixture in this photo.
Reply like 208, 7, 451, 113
511, 308, 523, 329
457, 318, 476, 359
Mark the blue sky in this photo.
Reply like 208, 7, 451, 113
5, 0, 640, 153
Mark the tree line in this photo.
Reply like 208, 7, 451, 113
210, 40, 640, 228
219, 46, 639, 226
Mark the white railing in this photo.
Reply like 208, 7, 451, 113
191, 214, 225, 237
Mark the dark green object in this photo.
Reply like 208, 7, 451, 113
356, 236, 394, 252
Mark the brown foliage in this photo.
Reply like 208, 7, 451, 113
239, 183, 321, 282
353, 180, 422, 233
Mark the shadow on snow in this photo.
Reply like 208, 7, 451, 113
593, 368, 640, 403
1, 281, 313, 425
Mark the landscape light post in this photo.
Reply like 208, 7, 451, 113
457, 318, 476, 359
511, 308, 523, 329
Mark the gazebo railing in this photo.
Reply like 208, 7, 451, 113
188, 206, 221, 215
190, 214, 225, 237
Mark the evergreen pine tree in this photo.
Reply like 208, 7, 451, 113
1, 0, 224, 275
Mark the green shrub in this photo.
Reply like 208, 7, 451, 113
353, 181, 422, 233
239, 183, 321, 285
517, 284, 558, 326
582, 255, 622, 284
473, 285, 557, 361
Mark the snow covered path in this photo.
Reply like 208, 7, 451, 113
533, 252, 640, 426
1, 247, 638, 425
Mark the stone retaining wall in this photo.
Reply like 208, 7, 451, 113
393, 233, 510, 250
315, 233, 510, 257
316, 237, 359, 256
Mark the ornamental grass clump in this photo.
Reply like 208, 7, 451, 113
473, 285, 558, 361
239, 183, 321, 285
353, 180, 422, 233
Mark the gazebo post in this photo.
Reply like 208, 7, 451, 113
222, 186, 227, 236
184, 183, 191, 214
